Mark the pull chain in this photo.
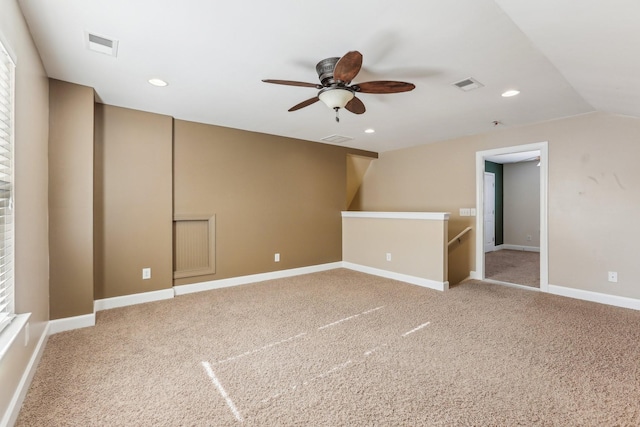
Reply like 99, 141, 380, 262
334, 107, 340, 122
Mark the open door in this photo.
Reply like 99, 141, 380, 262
483, 172, 495, 252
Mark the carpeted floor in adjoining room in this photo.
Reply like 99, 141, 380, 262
485, 249, 540, 288
16, 269, 640, 426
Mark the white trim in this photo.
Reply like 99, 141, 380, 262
342, 211, 450, 220
469, 270, 481, 280
476, 142, 549, 292
94, 288, 174, 312
483, 279, 540, 292
342, 262, 449, 291
548, 284, 640, 311
1, 322, 49, 427
174, 262, 343, 296
48, 313, 95, 335
496, 244, 540, 253
0, 313, 29, 362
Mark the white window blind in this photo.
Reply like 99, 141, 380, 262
0, 41, 14, 336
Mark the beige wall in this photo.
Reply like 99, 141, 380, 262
350, 130, 477, 286
173, 119, 357, 284
0, 0, 50, 422
94, 105, 173, 299
356, 112, 640, 299
342, 215, 448, 284
346, 155, 373, 209
49, 79, 94, 319
448, 228, 474, 286
503, 160, 540, 247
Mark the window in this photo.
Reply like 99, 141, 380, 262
0, 40, 14, 336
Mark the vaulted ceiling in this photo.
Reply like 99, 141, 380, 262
18, 0, 640, 152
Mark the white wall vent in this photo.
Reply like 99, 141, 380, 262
452, 77, 484, 92
321, 134, 354, 144
85, 31, 119, 57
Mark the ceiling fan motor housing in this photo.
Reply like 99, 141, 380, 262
316, 57, 340, 86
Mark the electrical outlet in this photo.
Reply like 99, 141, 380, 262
142, 268, 151, 280
274, 253, 280, 262
608, 271, 618, 283
526, 235, 532, 242
386, 253, 392, 262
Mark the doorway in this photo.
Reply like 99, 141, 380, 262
475, 142, 548, 292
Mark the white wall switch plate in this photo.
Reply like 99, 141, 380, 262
608, 271, 617, 283
386, 253, 392, 262
274, 253, 280, 262
470, 208, 476, 216
142, 268, 151, 279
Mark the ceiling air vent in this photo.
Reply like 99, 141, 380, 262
321, 134, 354, 144
452, 77, 484, 92
85, 31, 119, 57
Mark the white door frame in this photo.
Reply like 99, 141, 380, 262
475, 142, 549, 292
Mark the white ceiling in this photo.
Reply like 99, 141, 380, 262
17, 0, 640, 153
485, 150, 539, 164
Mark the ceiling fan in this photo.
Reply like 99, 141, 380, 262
263, 51, 416, 122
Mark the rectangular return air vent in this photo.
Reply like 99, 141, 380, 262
321, 134, 354, 144
452, 77, 484, 92
85, 31, 119, 57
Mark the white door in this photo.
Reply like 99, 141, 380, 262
484, 172, 495, 253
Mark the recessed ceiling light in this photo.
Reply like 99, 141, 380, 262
364, 128, 375, 134
501, 89, 520, 97
148, 78, 168, 87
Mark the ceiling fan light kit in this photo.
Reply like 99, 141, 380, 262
318, 88, 355, 109
263, 50, 415, 122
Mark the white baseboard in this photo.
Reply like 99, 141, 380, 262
469, 270, 481, 280
495, 244, 540, 253
48, 313, 95, 335
94, 288, 174, 312
548, 284, 640, 311
174, 262, 343, 296
342, 262, 449, 291
2, 322, 49, 427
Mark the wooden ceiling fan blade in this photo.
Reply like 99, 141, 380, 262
288, 96, 320, 112
262, 79, 322, 89
354, 81, 416, 94
345, 96, 365, 115
333, 51, 363, 83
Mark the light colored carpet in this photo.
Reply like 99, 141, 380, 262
17, 269, 640, 426
485, 249, 540, 288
